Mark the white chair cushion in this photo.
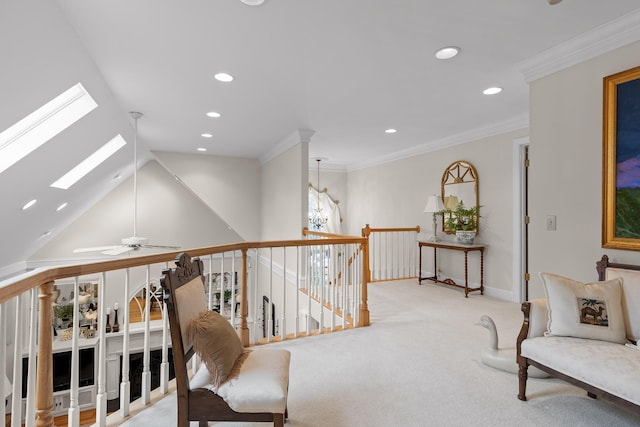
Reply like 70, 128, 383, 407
521, 336, 640, 405
190, 348, 290, 413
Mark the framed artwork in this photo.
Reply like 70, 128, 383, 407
603, 65, 640, 250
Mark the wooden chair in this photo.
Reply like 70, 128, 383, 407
161, 253, 290, 427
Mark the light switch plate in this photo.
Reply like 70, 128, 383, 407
546, 215, 556, 231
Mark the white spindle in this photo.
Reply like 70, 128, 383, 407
306, 248, 312, 335
231, 253, 237, 323
319, 244, 325, 334
253, 250, 259, 343
10, 296, 22, 427
342, 245, 347, 329
25, 289, 37, 427
268, 248, 273, 343
96, 273, 107, 427
141, 266, 151, 404
68, 278, 80, 427
280, 248, 286, 340
295, 246, 300, 338
160, 299, 169, 394
120, 270, 131, 417
208, 255, 214, 310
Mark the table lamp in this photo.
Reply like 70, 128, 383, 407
424, 195, 444, 242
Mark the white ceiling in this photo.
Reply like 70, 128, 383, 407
56, 0, 640, 168
2, 0, 640, 271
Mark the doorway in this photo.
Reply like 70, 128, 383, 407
513, 137, 530, 302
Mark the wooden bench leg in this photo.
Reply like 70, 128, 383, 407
518, 362, 528, 401
274, 413, 285, 427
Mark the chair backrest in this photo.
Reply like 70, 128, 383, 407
161, 253, 208, 391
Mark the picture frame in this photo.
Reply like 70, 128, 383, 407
602, 65, 640, 250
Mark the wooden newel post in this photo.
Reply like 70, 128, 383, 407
359, 241, 370, 327
361, 224, 372, 285
239, 249, 250, 347
36, 281, 54, 427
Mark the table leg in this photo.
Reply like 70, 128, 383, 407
464, 252, 469, 298
418, 244, 423, 284
433, 247, 438, 282
480, 250, 484, 295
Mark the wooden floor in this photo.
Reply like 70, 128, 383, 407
5, 409, 96, 427
129, 297, 163, 323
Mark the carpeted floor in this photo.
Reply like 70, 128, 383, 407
120, 280, 640, 426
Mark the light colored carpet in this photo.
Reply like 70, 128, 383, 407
120, 280, 640, 426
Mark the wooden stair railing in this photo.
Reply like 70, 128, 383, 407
0, 236, 369, 427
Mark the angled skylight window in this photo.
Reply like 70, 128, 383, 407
51, 134, 126, 190
0, 83, 98, 175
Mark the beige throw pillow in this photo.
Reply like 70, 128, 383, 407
190, 310, 244, 388
540, 272, 626, 344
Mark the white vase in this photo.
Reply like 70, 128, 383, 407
456, 230, 476, 244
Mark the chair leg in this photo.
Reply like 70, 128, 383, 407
274, 413, 285, 427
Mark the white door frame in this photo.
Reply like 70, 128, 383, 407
512, 136, 529, 303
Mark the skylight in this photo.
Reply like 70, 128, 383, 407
50, 134, 126, 190
0, 83, 97, 175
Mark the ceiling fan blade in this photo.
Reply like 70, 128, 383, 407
141, 244, 181, 250
102, 246, 135, 256
73, 245, 120, 253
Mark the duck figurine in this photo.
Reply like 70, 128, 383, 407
476, 315, 549, 378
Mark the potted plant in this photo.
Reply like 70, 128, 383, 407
442, 202, 481, 244
54, 304, 74, 329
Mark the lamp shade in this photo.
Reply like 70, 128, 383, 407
444, 195, 459, 211
424, 195, 444, 213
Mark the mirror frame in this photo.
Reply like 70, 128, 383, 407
441, 160, 479, 234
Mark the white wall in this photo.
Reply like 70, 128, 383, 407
154, 151, 262, 241
261, 143, 309, 241
30, 160, 242, 262
346, 128, 528, 299
528, 40, 640, 299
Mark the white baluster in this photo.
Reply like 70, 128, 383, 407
231, 253, 237, 323
141, 266, 151, 404
119, 270, 130, 417
96, 273, 107, 427
280, 248, 286, 340
10, 296, 22, 427
295, 246, 299, 338
68, 278, 80, 427
319, 244, 324, 334
0, 302, 6, 427
160, 299, 169, 394
25, 289, 37, 427
208, 255, 214, 310
268, 248, 273, 343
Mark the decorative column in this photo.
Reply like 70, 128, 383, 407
359, 241, 370, 327
35, 281, 54, 427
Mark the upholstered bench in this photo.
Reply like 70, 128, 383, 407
517, 255, 640, 415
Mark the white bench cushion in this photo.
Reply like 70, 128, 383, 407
521, 336, 640, 405
190, 348, 290, 413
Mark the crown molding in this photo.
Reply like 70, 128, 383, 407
346, 114, 529, 172
519, 8, 640, 83
260, 129, 315, 165
0, 261, 29, 282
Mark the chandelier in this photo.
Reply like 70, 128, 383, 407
309, 158, 328, 231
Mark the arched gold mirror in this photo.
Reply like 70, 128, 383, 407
441, 160, 479, 235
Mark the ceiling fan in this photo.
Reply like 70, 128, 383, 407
73, 112, 179, 256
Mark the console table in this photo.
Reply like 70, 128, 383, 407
418, 240, 485, 297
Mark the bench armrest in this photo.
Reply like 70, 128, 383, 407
527, 298, 548, 338
516, 299, 548, 365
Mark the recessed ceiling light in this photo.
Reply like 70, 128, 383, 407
206, 111, 221, 118
22, 199, 37, 210
241, 0, 265, 5
112, 173, 122, 181
214, 73, 234, 83
385, 128, 397, 134
41, 231, 52, 238
483, 87, 503, 95
197, 147, 207, 152
435, 46, 460, 60
201, 133, 213, 138
56, 202, 68, 211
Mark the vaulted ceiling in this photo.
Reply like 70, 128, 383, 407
1, 0, 640, 271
